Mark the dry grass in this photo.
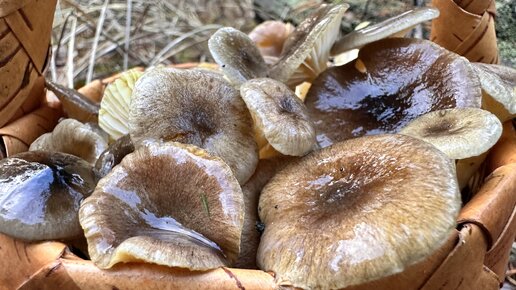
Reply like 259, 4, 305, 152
49, 0, 254, 87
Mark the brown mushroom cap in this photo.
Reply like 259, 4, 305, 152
248, 20, 294, 58
400, 108, 502, 160
0, 151, 97, 241
240, 78, 316, 156
471, 63, 516, 121
257, 134, 460, 289
268, 4, 348, 86
29, 119, 109, 165
331, 7, 439, 55
79, 141, 245, 270
208, 27, 268, 86
129, 67, 258, 184
305, 37, 482, 147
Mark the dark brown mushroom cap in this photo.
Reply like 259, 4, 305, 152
305, 37, 482, 147
331, 7, 439, 55
129, 67, 258, 184
240, 78, 316, 156
257, 134, 460, 289
79, 141, 245, 270
268, 4, 348, 86
208, 27, 268, 86
0, 151, 97, 241
94, 134, 135, 178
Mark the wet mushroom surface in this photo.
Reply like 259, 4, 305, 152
0, 151, 97, 241
257, 134, 461, 290
129, 67, 258, 184
79, 141, 245, 270
305, 37, 482, 147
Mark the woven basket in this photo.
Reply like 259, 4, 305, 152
1, 1, 515, 289
0, 0, 61, 158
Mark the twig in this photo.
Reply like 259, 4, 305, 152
86, 0, 110, 84
67, 15, 78, 88
123, 0, 132, 70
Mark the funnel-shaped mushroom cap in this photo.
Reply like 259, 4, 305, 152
240, 78, 316, 156
331, 7, 439, 55
248, 21, 294, 58
471, 63, 516, 121
79, 141, 245, 270
268, 4, 348, 87
208, 27, 268, 86
129, 67, 258, 184
257, 134, 460, 289
99, 68, 144, 141
400, 108, 502, 160
29, 119, 109, 165
305, 37, 482, 147
0, 151, 97, 241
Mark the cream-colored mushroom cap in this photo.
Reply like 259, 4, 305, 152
257, 134, 460, 290
268, 3, 348, 87
240, 78, 316, 156
208, 27, 268, 86
29, 118, 108, 165
400, 108, 502, 160
331, 7, 439, 55
471, 63, 516, 121
129, 67, 258, 184
79, 141, 245, 270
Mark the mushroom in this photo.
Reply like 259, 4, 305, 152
45, 80, 100, 123
471, 63, 516, 121
400, 108, 502, 189
79, 141, 244, 270
257, 134, 460, 289
208, 27, 268, 86
268, 3, 348, 87
0, 151, 97, 241
236, 156, 296, 269
331, 7, 439, 55
129, 67, 258, 184
29, 119, 109, 165
248, 20, 294, 58
99, 68, 144, 141
240, 78, 316, 156
305, 37, 482, 148
94, 134, 134, 178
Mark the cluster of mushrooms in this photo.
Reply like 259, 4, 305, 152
1, 4, 515, 290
